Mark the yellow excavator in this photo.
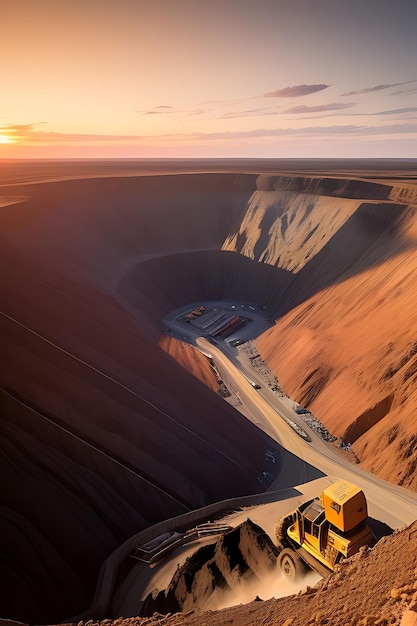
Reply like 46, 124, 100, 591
275, 480, 376, 580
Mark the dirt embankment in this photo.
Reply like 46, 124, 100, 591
66, 519, 417, 626
159, 337, 220, 392
256, 173, 394, 200
141, 519, 278, 616
221, 174, 417, 491
255, 220, 417, 491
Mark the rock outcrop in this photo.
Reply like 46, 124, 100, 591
141, 519, 279, 616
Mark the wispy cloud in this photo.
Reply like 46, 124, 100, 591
3, 121, 417, 149
186, 109, 209, 117
281, 103, 355, 114
173, 123, 417, 141
219, 107, 274, 119
390, 88, 417, 96
264, 84, 330, 98
144, 105, 174, 115
374, 107, 417, 116
343, 107, 417, 118
0, 123, 147, 144
142, 106, 208, 116
342, 80, 417, 96
0, 123, 36, 133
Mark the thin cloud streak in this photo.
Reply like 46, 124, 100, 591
1, 124, 147, 144
142, 107, 209, 116
1, 123, 37, 133
281, 103, 356, 114
219, 107, 275, 119
182, 123, 417, 141
342, 80, 417, 96
264, 84, 330, 98
390, 88, 417, 96
5, 121, 417, 147
334, 107, 417, 119
375, 107, 417, 116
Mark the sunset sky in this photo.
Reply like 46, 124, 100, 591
2, 0, 417, 159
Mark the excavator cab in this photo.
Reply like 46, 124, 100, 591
287, 500, 329, 563
301, 500, 328, 555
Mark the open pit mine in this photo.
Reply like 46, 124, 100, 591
1, 159, 417, 624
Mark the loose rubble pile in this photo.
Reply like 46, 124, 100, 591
238, 341, 338, 444
67, 520, 417, 626
140, 519, 278, 616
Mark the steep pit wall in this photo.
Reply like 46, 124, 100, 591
222, 189, 363, 272
256, 173, 393, 199
122, 173, 417, 495
245, 177, 417, 491
1, 172, 280, 623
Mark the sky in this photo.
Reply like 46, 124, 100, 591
1, 0, 417, 159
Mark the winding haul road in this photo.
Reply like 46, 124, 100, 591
110, 334, 417, 617
196, 336, 417, 530
3, 311, 416, 616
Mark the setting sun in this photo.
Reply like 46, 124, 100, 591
0, 134, 13, 144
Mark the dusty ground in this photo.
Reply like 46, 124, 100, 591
67, 519, 417, 626
140, 519, 279, 616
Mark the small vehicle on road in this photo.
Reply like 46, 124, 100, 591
294, 406, 310, 414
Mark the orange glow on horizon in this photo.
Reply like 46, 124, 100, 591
0, 133, 14, 144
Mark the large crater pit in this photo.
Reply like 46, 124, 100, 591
1, 161, 417, 621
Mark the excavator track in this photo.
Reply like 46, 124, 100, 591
275, 512, 294, 548
296, 546, 333, 579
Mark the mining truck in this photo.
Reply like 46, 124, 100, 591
275, 480, 376, 580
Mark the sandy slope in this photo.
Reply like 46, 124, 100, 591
218, 171, 417, 491
71, 519, 417, 626
159, 337, 220, 392
250, 187, 417, 490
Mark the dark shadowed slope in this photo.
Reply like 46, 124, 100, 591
0, 172, 274, 622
